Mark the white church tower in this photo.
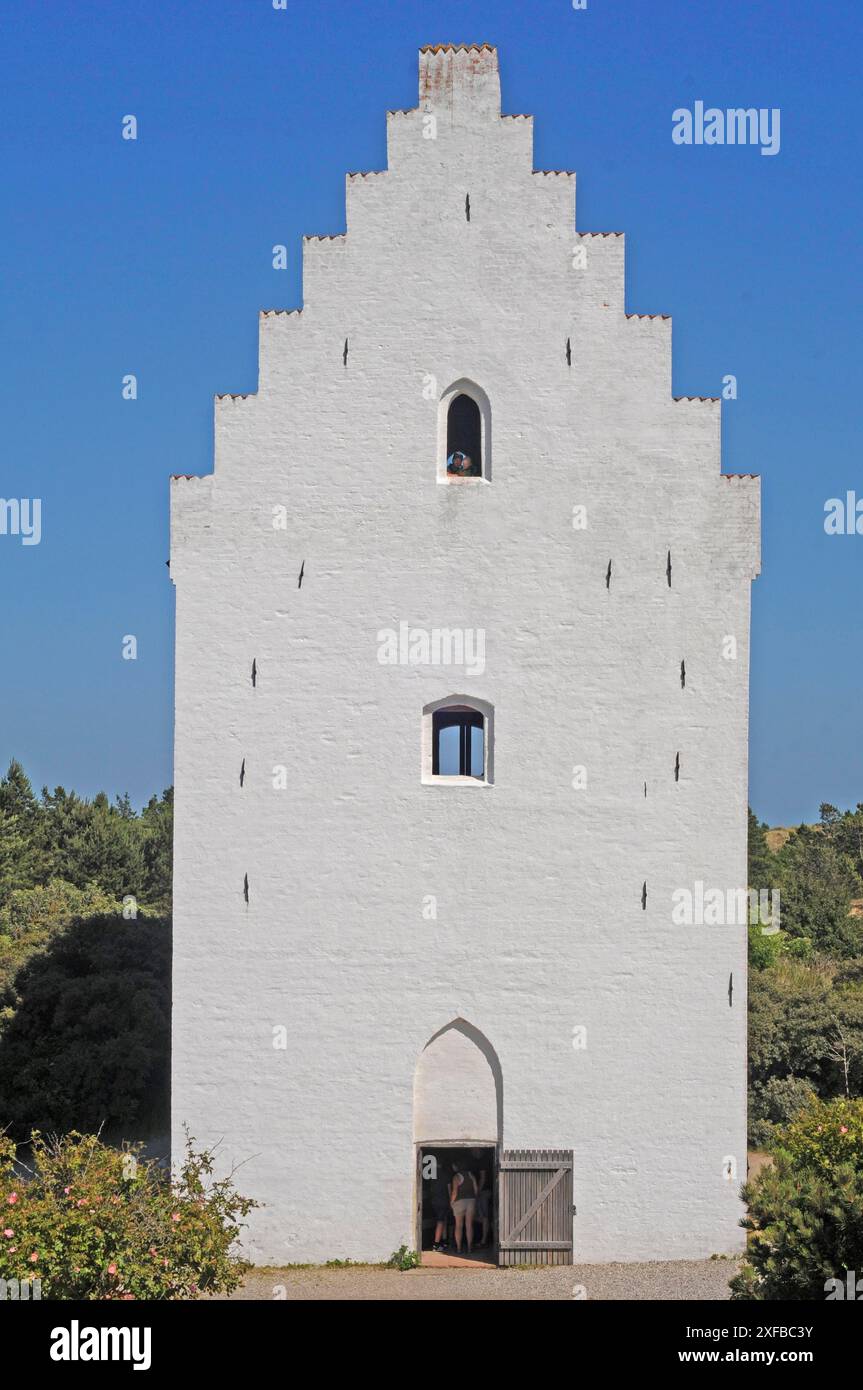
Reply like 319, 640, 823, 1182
170, 45, 760, 1266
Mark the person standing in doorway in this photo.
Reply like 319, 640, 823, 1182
472, 1150, 492, 1250
430, 1157, 451, 1252
450, 1162, 477, 1254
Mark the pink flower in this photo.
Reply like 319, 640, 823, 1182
3, 1229, 13, 1238
9, 1247, 16, 1254
76, 1198, 88, 1207
171, 1212, 181, 1223
29, 1251, 38, 1263
840, 1126, 849, 1134
6, 1193, 18, 1205
108, 1263, 117, 1275
63, 1186, 71, 1195
122, 1293, 135, 1300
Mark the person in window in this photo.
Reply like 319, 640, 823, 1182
450, 1163, 477, 1254
446, 450, 478, 477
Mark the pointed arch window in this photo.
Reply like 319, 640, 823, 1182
446, 395, 482, 477
437, 380, 491, 482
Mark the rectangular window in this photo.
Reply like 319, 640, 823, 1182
432, 708, 484, 778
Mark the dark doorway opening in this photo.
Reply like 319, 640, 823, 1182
446, 394, 482, 476
417, 1145, 496, 1258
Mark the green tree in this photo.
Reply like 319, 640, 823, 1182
141, 788, 173, 910
775, 825, 863, 957
0, 762, 46, 898
0, 913, 171, 1139
39, 787, 147, 901
820, 801, 863, 882
0, 811, 33, 906
731, 1098, 863, 1300
0, 760, 41, 825
747, 807, 775, 892
0, 878, 119, 1023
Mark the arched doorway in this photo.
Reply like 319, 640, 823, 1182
413, 1019, 502, 1259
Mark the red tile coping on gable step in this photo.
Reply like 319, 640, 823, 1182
419, 44, 496, 54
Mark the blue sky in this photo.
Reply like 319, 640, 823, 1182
1, 0, 860, 825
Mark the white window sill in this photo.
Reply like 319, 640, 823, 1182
437, 476, 489, 486
422, 775, 490, 787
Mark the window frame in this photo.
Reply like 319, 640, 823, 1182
421, 696, 494, 787
437, 380, 492, 484
432, 707, 484, 777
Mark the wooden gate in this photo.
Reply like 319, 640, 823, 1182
498, 1149, 574, 1266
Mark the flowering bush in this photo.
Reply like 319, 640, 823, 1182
0, 1129, 256, 1299
730, 1097, 863, 1300
778, 1095, 863, 1173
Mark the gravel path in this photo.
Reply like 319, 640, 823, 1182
224, 1258, 740, 1301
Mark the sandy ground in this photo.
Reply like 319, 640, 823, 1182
221, 1258, 741, 1301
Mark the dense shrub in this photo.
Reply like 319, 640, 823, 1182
748, 1076, 817, 1149
747, 956, 863, 1143
0, 1130, 256, 1300
0, 762, 173, 1141
0, 914, 170, 1140
731, 1097, 863, 1300
0, 880, 119, 1021
780, 1095, 863, 1171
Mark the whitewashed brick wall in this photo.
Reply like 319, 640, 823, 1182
171, 46, 760, 1265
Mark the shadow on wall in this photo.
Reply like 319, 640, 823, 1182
0, 914, 171, 1144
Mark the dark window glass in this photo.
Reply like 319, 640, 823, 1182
446, 394, 482, 477
432, 708, 484, 777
